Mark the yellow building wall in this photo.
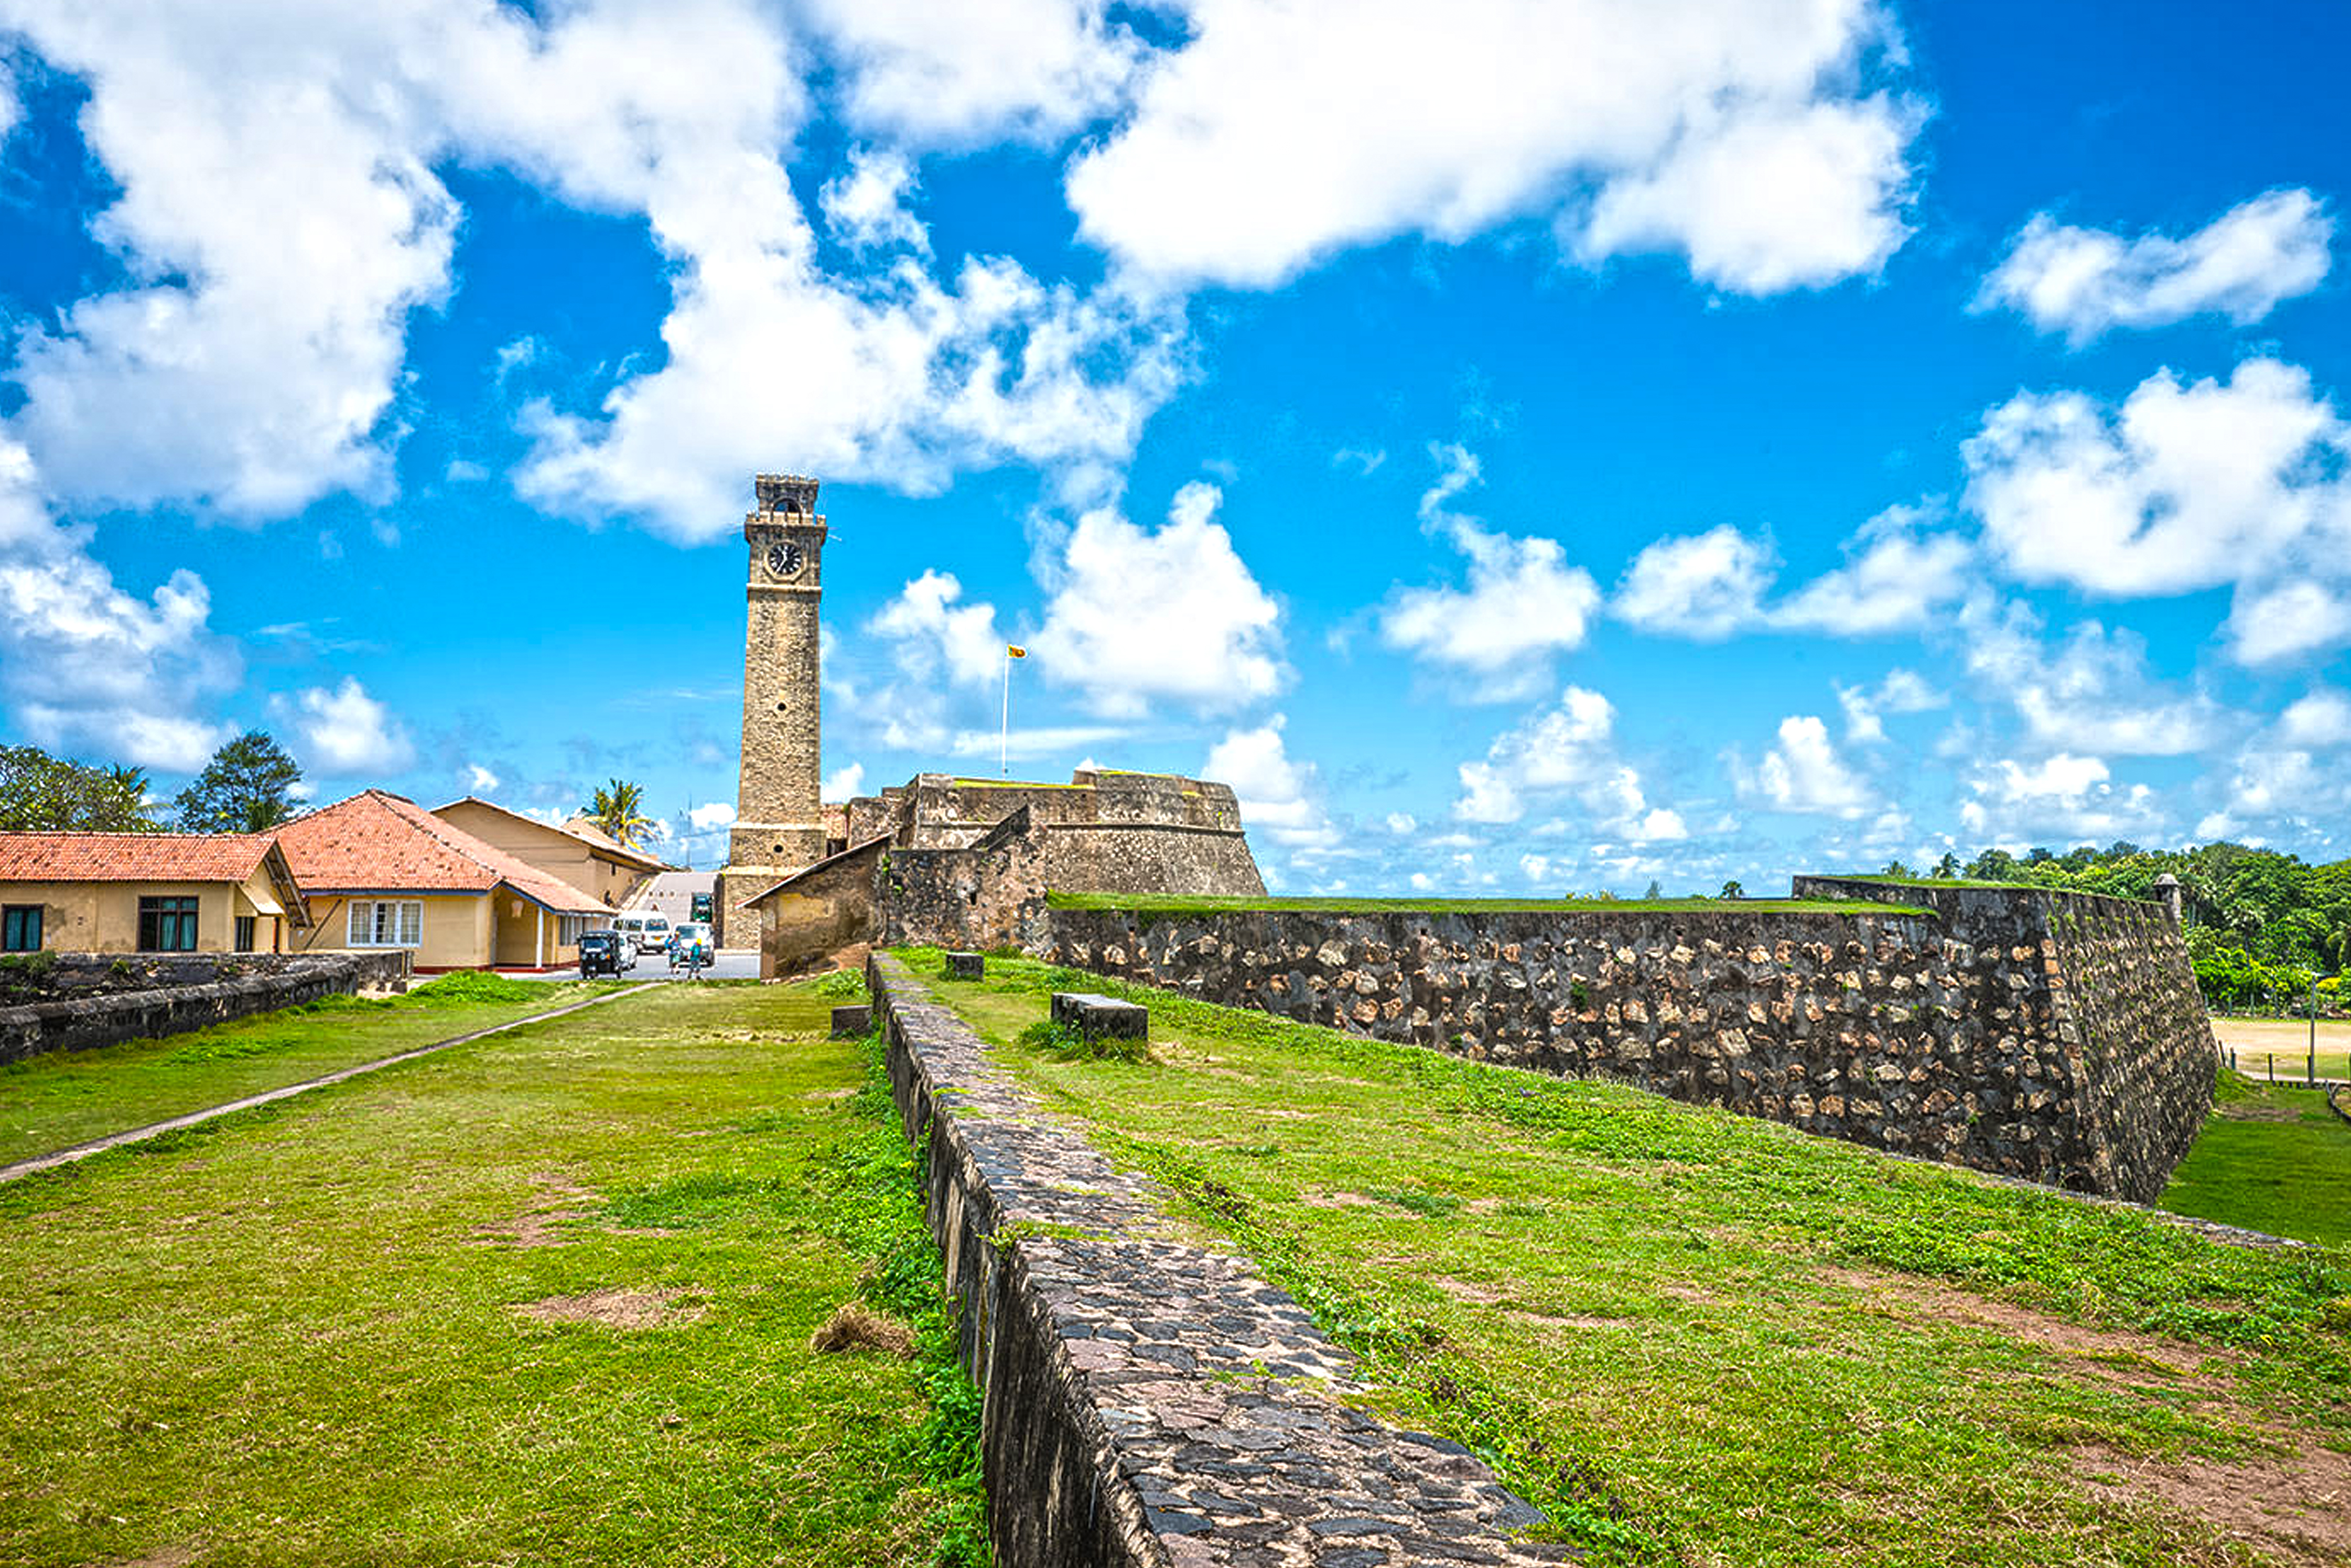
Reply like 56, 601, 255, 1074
433, 802, 635, 909
0, 879, 277, 953
287, 892, 494, 970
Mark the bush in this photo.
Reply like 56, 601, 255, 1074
1016, 1018, 1150, 1064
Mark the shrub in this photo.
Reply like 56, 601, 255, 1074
1016, 1018, 1150, 1064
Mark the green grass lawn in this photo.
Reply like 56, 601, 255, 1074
0, 972, 628, 1167
2160, 1072, 2351, 1247
912, 949, 2351, 1568
0, 978, 983, 1568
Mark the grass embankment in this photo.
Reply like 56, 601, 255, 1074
0, 979, 984, 1568
1042, 891, 1929, 917
912, 949, 2351, 1568
2162, 1072, 2351, 1247
0, 971, 625, 1167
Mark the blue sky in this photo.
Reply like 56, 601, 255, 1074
1, 0, 2348, 895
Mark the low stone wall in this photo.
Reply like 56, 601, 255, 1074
0, 950, 412, 1065
867, 953, 1563, 1567
1040, 885, 2217, 1203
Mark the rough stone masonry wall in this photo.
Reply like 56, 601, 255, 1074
1794, 877, 2217, 1204
867, 953, 1566, 1568
0, 950, 413, 1065
1043, 891, 2215, 1203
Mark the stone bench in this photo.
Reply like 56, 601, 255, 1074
943, 951, 985, 980
1051, 991, 1147, 1041
829, 1004, 871, 1037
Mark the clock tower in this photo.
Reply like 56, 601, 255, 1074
715, 473, 829, 947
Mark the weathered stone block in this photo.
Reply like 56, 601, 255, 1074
1052, 991, 1148, 1041
831, 1004, 872, 1036
944, 951, 985, 980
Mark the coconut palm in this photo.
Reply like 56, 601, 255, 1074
585, 779, 654, 848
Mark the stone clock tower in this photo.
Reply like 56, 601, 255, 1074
715, 473, 829, 947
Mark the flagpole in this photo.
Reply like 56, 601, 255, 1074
1001, 647, 1011, 778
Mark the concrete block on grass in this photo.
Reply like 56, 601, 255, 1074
944, 951, 985, 980
1051, 991, 1148, 1041
829, 1004, 872, 1037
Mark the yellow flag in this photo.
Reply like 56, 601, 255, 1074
1006, 644, 1027, 658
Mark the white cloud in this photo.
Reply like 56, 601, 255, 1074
1574, 95, 1916, 294
1614, 505, 1970, 643
1204, 715, 1339, 850
1959, 752, 2161, 844
1745, 714, 1870, 817
5, 0, 1181, 538
1768, 505, 1973, 635
818, 147, 930, 253
870, 569, 1006, 690
799, 0, 1143, 148
1959, 601, 2224, 757
1037, 482, 1285, 718
689, 801, 739, 830
1834, 667, 1944, 748
1613, 525, 1772, 639
2279, 688, 2351, 749
2226, 580, 2351, 668
821, 765, 864, 802
1384, 812, 1418, 835
946, 725, 1125, 761
465, 763, 500, 794
1962, 359, 2351, 665
0, 442, 237, 769
1065, 0, 1917, 294
1453, 685, 1684, 840
1977, 189, 2333, 344
1382, 446, 1601, 697
279, 676, 415, 776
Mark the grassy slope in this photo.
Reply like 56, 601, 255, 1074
0, 980, 983, 1568
2161, 1073, 2351, 1246
915, 950, 2351, 1568
0, 974, 624, 1166
1042, 891, 1927, 916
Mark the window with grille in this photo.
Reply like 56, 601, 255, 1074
557, 915, 587, 946
347, 900, 423, 947
137, 896, 199, 951
234, 915, 257, 953
1, 905, 41, 952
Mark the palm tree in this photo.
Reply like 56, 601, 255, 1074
585, 779, 654, 848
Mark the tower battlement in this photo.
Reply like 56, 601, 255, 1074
753, 473, 821, 518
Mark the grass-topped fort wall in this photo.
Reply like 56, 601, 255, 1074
1038, 883, 2218, 1202
0, 949, 414, 1064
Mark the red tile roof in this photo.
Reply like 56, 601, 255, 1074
0, 831, 277, 883
275, 791, 608, 913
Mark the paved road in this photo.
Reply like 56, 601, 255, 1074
502, 948, 763, 982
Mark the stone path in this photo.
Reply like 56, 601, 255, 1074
872, 955, 1573, 1567
0, 982, 661, 1184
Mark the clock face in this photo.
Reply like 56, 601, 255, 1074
766, 540, 804, 578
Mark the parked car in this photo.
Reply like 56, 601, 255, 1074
577, 929, 628, 977
615, 912, 672, 953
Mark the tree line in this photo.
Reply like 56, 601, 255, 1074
1882, 842, 2351, 1013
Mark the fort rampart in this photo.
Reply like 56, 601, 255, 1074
1039, 881, 2217, 1203
867, 952, 1563, 1566
0, 950, 413, 1065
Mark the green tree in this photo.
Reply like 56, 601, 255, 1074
585, 778, 654, 848
175, 731, 305, 832
1719, 880, 1744, 899
0, 744, 157, 830
1932, 852, 1961, 879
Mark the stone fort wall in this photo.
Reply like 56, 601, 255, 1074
753, 770, 1264, 976
1039, 881, 2217, 1202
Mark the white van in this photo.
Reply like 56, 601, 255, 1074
614, 912, 673, 954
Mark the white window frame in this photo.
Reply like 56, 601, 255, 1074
557, 915, 587, 946
348, 899, 424, 948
